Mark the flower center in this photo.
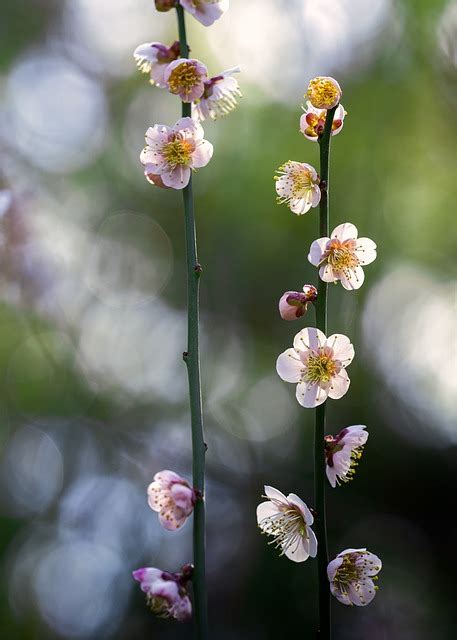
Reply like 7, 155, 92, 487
333, 555, 360, 587
308, 78, 340, 109
289, 167, 313, 198
162, 139, 193, 169
305, 352, 336, 384
147, 595, 170, 618
259, 506, 306, 554
167, 62, 201, 96
326, 240, 358, 272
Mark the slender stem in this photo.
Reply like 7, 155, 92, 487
314, 105, 337, 640
176, 5, 208, 639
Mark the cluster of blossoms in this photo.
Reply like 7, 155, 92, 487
257, 76, 382, 609
132, 1, 236, 623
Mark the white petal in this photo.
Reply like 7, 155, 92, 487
310, 185, 321, 207
145, 124, 171, 146
327, 556, 344, 581
289, 197, 311, 215
330, 582, 352, 606
308, 527, 318, 558
293, 327, 327, 352
296, 381, 328, 408
287, 494, 313, 524
161, 166, 191, 189
191, 140, 213, 168
276, 348, 304, 383
326, 464, 337, 488
174, 117, 204, 141
264, 485, 288, 503
319, 263, 336, 283
331, 222, 358, 242
326, 334, 354, 364
340, 265, 365, 290
256, 500, 279, 526
283, 538, 310, 563
362, 552, 382, 576
308, 238, 330, 266
355, 237, 377, 265
328, 370, 350, 399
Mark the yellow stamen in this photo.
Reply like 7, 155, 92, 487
167, 62, 201, 96
162, 139, 193, 169
305, 353, 336, 383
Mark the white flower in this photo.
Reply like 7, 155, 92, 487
140, 117, 213, 190
133, 41, 180, 88
276, 327, 354, 408
300, 101, 346, 141
179, 0, 229, 27
308, 223, 377, 290
275, 161, 321, 215
193, 67, 241, 121
256, 485, 317, 563
328, 548, 382, 606
325, 425, 368, 487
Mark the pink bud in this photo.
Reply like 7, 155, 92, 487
279, 285, 318, 321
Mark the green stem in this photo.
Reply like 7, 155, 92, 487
176, 5, 208, 639
314, 105, 337, 640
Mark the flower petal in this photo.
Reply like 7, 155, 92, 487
326, 334, 354, 364
276, 348, 304, 383
293, 327, 327, 352
308, 238, 330, 266
256, 500, 279, 527
264, 485, 288, 503
161, 166, 191, 189
296, 381, 329, 408
287, 494, 313, 524
192, 140, 213, 168
328, 369, 350, 399
355, 237, 377, 265
340, 265, 365, 290
319, 263, 336, 283
331, 222, 358, 242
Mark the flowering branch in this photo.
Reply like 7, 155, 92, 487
175, 4, 209, 638
314, 104, 337, 640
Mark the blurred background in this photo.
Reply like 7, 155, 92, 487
0, 0, 456, 638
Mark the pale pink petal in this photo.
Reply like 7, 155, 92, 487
174, 116, 204, 140
319, 263, 336, 283
171, 595, 192, 621
132, 567, 163, 591
287, 494, 313, 524
338, 548, 367, 557
191, 140, 213, 168
326, 334, 354, 364
161, 166, 191, 189
340, 265, 365, 290
296, 381, 329, 408
355, 237, 377, 265
256, 501, 279, 526
310, 185, 321, 207
154, 469, 182, 484
362, 552, 382, 576
150, 64, 168, 88
284, 538, 310, 563
308, 237, 330, 266
331, 222, 358, 242
159, 506, 187, 531
145, 124, 172, 146
151, 579, 180, 601
289, 197, 311, 215
308, 527, 318, 558
326, 465, 337, 488
341, 426, 368, 447
330, 582, 352, 606
293, 327, 327, 352
264, 485, 288, 503
327, 556, 344, 581
276, 348, 304, 382
170, 483, 194, 513
328, 370, 350, 399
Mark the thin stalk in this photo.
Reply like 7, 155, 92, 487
314, 105, 337, 640
176, 5, 209, 639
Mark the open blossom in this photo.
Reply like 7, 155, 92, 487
133, 41, 180, 87
147, 470, 196, 530
164, 58, 208, 102
276, 327, 354, 408
140, 117, 213, 189
256, 486, 317, 563
279, 285, 318, 321
325, 425, 368, 487
328, 549, 382, 606
179, 0, 229, 26
300, 101, 346, 141
193, 67, 241, 121
132, 564, 193, 621
275, 161, 321, 215
306, 76, 342, 110
308, 223, 377, 290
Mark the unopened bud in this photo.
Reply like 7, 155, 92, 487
279, 285, 317, 320
155, 0, 177, 12
306, 76, 342, 110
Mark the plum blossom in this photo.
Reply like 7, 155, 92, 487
256, 486, 317, 563
300, 102, 346, 141
193, 67, 241, 121
275, 161, 321, 215
164, 58, 208, 103
147, 469, 196, 530
276, 327, 354, 408
308, 223, 377, 290
140, 117, 213, 190
132, 564, 193, 621
328, 548, 382, 606
155, 0, 177, 11
306, 76, 342, 110
325, 425, 368, 487
179, 0, 229, 26
133, 41, 180, 88
279, 285, 318, 321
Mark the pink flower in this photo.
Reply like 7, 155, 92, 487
147, 470, 196, 531
193, 67, 241, 121
279, 285, 318, 321
133, 41, 180, 88
306, 76, 342, 110
276, 327, 355, 408
256, 485, 317, 563
300, 102, 346, 141
328, 549, 382, 606
140, 117, 213, 190
132, 564, 193, 621
179, 0, 229, 27
325, 425, 368, 487
308, 223, 377, 290
164, 58, 208, 103
275, 161, 321, 215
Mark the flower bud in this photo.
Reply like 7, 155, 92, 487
155, 0, 177, 11
306, 76, 342, 110
279, 285, 318, 320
